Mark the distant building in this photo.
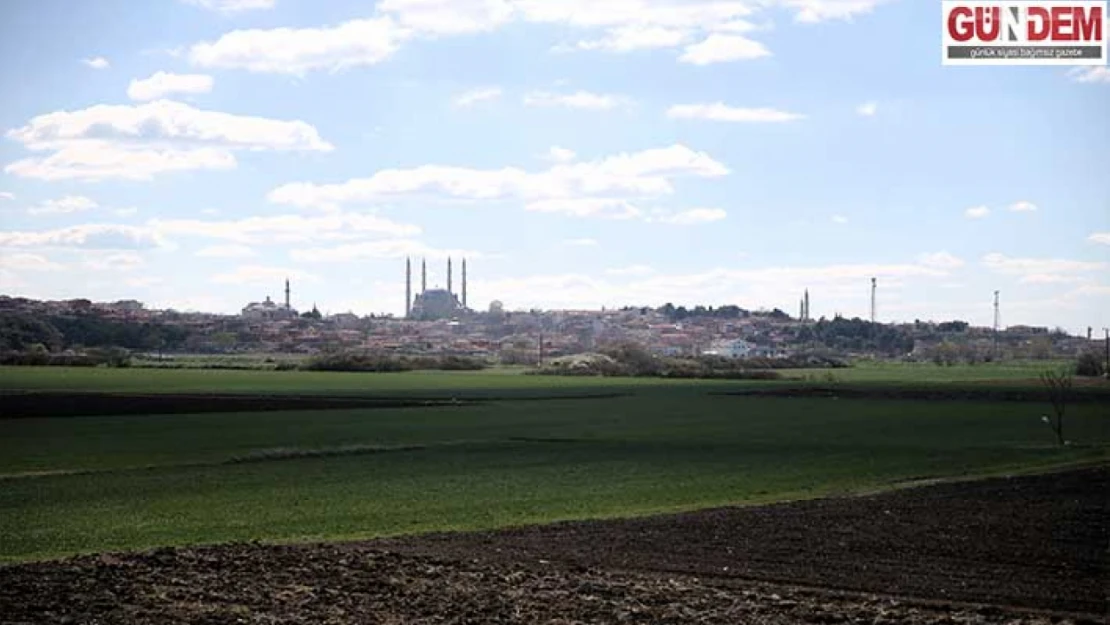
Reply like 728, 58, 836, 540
242, 279, 298, 320
405, 256, 470, 321
702, 338, 763, 359
329, 312, 361, 329
98, 299, 144, 312
410, 289, 462, 321
242, 296, 298, 321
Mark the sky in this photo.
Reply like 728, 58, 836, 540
0, 0, 1107, 333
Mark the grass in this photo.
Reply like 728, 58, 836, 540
0, 366, 705, 395
797, 359, 1080, 383
0, 360, 1088, 395
1, 366, 1107, 563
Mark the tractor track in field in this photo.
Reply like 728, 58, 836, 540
714, 386, 1110, 403
1, 466, 1106, 624
0, 391, 634, 418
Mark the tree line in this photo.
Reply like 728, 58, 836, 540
0, 312, 191, 352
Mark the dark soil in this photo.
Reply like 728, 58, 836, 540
1, 467, 1106, 624
383, 465, 1110, 616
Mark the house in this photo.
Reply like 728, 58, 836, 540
702, 338, 757, 359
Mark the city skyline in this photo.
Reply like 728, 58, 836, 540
0, 0, 1107, 333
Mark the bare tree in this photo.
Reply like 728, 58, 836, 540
1039, 368, 1073, 446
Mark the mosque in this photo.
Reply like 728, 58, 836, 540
241, 279, 299, 320
406, 257, 469, 321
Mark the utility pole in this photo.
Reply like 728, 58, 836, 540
870, 277, 877, 325
870, 278, 877, 350
538, 329, 545, 366
1104, 328, 1109, 379
993, 291, 1000, 360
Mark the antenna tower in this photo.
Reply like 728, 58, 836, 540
999, 290, 1007, 359
870, 278, 877, 324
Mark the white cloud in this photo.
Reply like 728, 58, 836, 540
453, 86, 503, 107
679, 34, 771, 65
268, 144, 729, 211
189, 18, 410, 74
782, 0, 891, 23
547, 146, 577, 163
656, 207, 728, 225
114, 207, 140, 217
82, 57, 110, 70
183, 1, 886, 74
379, 0, 514, 35
526, 198, 643, 220
1007, 200, 1037, 212
125, 276, 164, 288
9, 100, 331, 152
1067, 284, 1110, 298
195, 244, 258, 258
1088, 232, 1110, 245
831, 214, 848, 224
83, 252, 145, 272
0, 224, 165, 250
5, 145, 238, 182
290, 239, 484, 263
512, 1, 754, 30
0, 253, 65, 272
712, 20, 760, 33
128, 72, 214, 101
965, 206, 990, 219
523, 90, 630, 110
1066, 66, 1110, 83
151, 212, 420, 244
571, 25, 692, 52
917, 251, 965, 270
667, 102, 804, 122
563, 238, 598, 247
0, 192, 14, 201
27, 195, 99, 216
471, 260, 948, 312
985, 253, 1105, 277
1020, 274, 1089, 285
6, 99, 331, 181
182, 0, 275, 12
212, 265, 317, 285
856, 101, 878, 116
123, 277, 164, 290
606, 264, 655, 276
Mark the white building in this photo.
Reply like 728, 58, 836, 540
702, 339, 758, 359
242, 279, 299, 321
242, 296, 298, 321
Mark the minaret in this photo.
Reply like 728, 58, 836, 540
462, 258, 468, 309
447, 258, 453, 295
421, 258, 427, 293
405, 258, 412, 318
804, 289, 810, 322
285, 278, 291, 309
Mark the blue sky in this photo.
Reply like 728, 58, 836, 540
0, 0, 1107, 333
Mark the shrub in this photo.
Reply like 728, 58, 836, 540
0, 351, 101, 367
303, 351, 487, 373
1075, 351, 1105, 377
530, 352, 784, 381
88, 347, 132, 368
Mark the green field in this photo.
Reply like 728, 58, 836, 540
0, 360, 1081, 395
1, 365, 1107, 563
